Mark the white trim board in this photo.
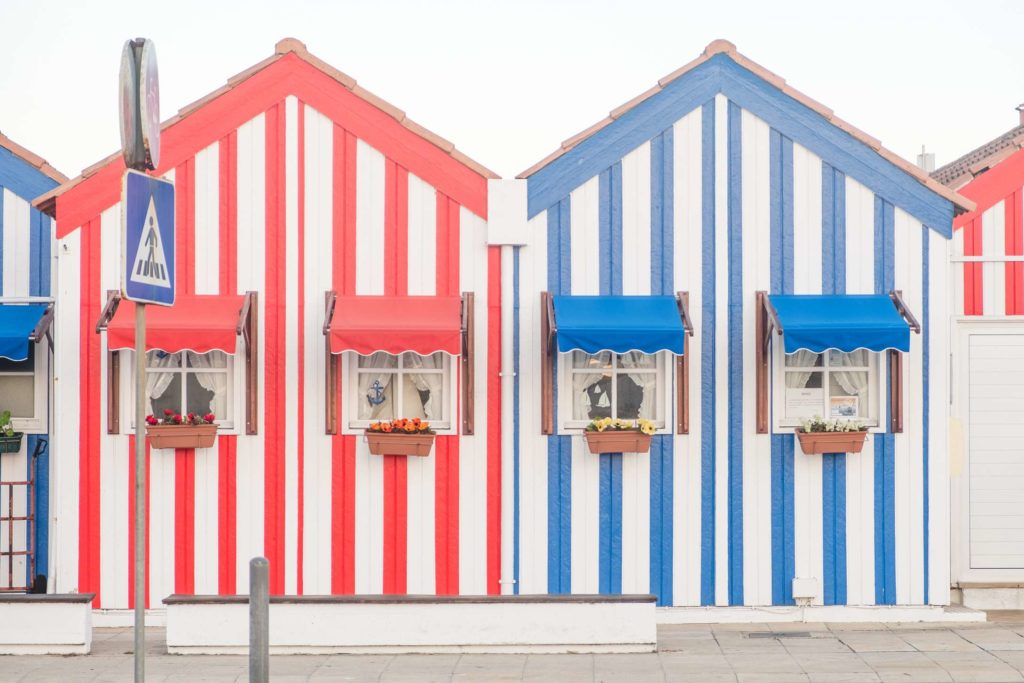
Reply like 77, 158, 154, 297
656, 605, 986, 624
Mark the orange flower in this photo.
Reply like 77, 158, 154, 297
418, 422, 429, 432
404, 423, 417, 433
381, 423, 392, 433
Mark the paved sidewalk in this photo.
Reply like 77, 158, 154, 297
6, 616, 1024, 681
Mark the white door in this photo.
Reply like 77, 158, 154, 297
954, 322, 1024, 582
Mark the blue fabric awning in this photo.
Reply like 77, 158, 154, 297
553, 295, 685, 355
769, 294, 910, 353
0, 304, 47, 361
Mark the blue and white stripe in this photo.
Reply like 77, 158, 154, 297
516, 60, 952, 606
0, 144, 59, 590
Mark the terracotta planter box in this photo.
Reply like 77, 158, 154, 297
147, 424, 219, 450
796, 430, 868, 454
0, 433, 24, 455
583, 431, 652, 455
366, 432, 435, 457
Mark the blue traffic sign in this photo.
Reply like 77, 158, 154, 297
121, 169, 175, 305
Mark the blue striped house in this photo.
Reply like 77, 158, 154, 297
0, 132, 65, 592
509, 40, 972, 607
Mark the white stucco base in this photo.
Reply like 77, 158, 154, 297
657, 604, 986, 624
164, 594, 657, 654
958, 586, 1024, 611
0, 595, 93, 654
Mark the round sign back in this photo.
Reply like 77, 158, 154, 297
118, 40, 141, 168
138, 40, 160, 170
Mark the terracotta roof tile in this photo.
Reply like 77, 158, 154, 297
34, 37, 496, 212
933, 125, 1024, 189
0, 131, 68, 186
517, 39, 973, 214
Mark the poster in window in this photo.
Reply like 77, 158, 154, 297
830, 396, 859, 418
786, 388, 823, 419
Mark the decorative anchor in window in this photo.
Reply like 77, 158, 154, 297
366, 379, 386, 407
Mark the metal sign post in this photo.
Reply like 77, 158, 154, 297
119, 36, 169, 683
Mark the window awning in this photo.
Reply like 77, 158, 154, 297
767, 294, 912, 353
552, 295, 686, 355
326, 295, 463, 356
0, 304, 50, 361
106, 295, 247, 354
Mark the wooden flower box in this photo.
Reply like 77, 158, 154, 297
147, 424, 219, 450
366, 432, 435, 457
796, 430, 868, 454
0, 433, 24, 455
583, 431, 652, 454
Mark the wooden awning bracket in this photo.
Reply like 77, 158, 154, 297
545, 291, 557, 353
760, 292, 784, 353
29, 304, 55, 352
675, 291, 695, 338
461, 292, 476, 435
95, 290, 122, 333
540, 292, 555, 434
889, 290, 921, 334
323, 290, 337, 336
237, 291, 257, 346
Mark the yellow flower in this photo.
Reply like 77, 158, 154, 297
638, 419, 656, 436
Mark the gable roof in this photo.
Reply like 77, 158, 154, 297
519, 39, 973, 234
932, 122, 1024, 190
36, 38, 497, 233
0, 131, 67, 200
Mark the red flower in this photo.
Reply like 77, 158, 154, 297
203, 413, 216, 424
145, 415, 158, 426
172, 414, 183, 424
163, 408, 174, 416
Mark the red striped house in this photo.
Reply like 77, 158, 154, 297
36, 38, 503, 608
933, 107, 1024, 598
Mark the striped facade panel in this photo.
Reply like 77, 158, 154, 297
953, 188, 1024, 316
51, 97, 499, 607
0, 154, 57, 591
515, 100, 949, 607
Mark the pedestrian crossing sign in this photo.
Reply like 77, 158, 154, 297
121, 169, 175, 305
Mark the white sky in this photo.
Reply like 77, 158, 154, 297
1, 0, 1021, 181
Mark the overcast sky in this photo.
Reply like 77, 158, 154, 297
1, 0, 1020, 181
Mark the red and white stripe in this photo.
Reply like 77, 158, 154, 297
50, 54, 501, 607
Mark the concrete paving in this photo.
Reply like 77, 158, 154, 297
6, 616, 1024, 681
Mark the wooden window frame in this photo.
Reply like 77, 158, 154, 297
322, 290, 474, 436
756, 289, 920, 435
542, 291, 692, 435
97, 290, 257, 435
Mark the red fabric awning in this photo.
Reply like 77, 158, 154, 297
107, 295, 245, 354
328, 295, 462, 356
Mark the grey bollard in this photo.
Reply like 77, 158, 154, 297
249, 557, 269, 683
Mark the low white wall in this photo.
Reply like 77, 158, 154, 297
657, 604, 986, 624
0, 594, 93, 654
165, 594, 657, 654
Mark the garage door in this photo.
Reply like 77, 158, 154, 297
969, 333, 1024, 569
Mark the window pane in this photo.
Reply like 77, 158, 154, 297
0, 376, 34, 417
572, 351, 612, 369
573, 373, 612, 420
146, 350, 182, 370
186, 372, 226, 418
148, 373, 182, 417
615, 374, 650, 419
617, 351, 656, 370
357, 352, 397, 369
0, 345, 34, 372
828, 349, 870, 368
186, 350, 228, 368
401, 354, 445, 420
784, 350, 822, 368
829, 372, 869, 418
357, 372, 394, 421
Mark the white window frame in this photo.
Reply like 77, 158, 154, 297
342, 351, 458, 435
126, 349, 238, 433
557, 350, 672, 434
0, 342, 48, 434
771, 342, 885, 433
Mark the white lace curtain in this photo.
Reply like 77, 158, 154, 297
145, 352, 180, 415
785, 350, 820, 388
573, 351, 610, 420
832, 350, 870, 399
402, 353, 443, 420
619, 351, 657, 419
186, 351, 227, 416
